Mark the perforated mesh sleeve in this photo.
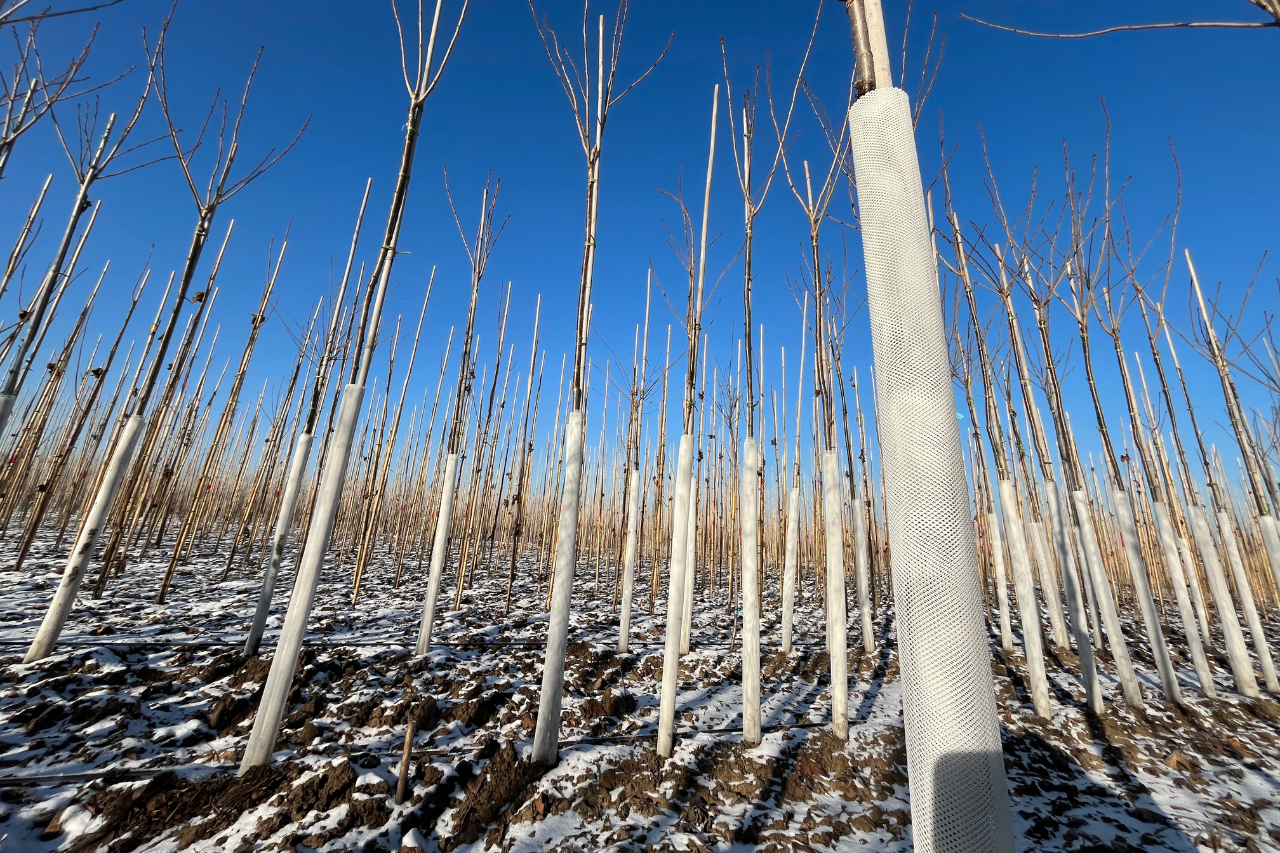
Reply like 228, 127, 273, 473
849, 87, 1014, 853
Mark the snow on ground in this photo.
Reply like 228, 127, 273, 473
0, 530, 1277, 852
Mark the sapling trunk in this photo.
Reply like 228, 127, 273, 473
417, 177, 500, 653
529, 1, 669, 765
1026, 272, 1134, 707
12, 272, 143, 572
655, 86, 716, 758
781, 295, 807, 653
1188, 251, 1280, 605
241, 0, 468, 770
1160, 285, 1265, 696
24, 179, 237, 662
617, 281, 647, 647
0, 174, 52, 308
852, 366, 874, 653
506, 323, 543, 611
946, 206, 1051, 715
159, 247, 282, 601
843, 4, 1013, 844
1074, 266, 1179, 702
1128, 343, 1216, 695
655, 434, 693, 757
0, 117, 116, 436
680, 340, 709, 654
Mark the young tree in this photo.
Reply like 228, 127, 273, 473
0, 44, 155, 434
526, 0, 669, 767
241, 0, 468, 772
841, 1, 1014, 849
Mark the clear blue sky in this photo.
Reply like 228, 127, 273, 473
4, 0, 1277, 484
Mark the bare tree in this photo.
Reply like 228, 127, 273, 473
0, 30, 159, 436
526, 0, 669, 767
241, 0, 468, 772
23, 6, 305, 664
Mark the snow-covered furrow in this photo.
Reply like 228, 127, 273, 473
0, 531, 1277, 852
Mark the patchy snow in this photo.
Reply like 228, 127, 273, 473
0, 529, 1277, 852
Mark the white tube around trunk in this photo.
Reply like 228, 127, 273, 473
1113, 488, 1180, 703
656, 434, 694, 757
240, 384, 365, 772
0, 393, 15, 441
1029, 516, 1069, 650
244, 432, 314, 658
1177, 535, 1214, 654
997, 479, 1051, 717
740, 438, 761, 746
849, 86, 1012, 853
618, 468, 642, 654
781, 485, 800, 654
1187, 504, 1257, 697
989, 510, 1013, 653
1071, 489, 1144, 709
821, 451, 848, 740
1255, 513, 1280, 602
853, 495, 873, 654
1218, 510, 1279, 692
1045, 479, 1101, 713
416, 452, 461, 655
532, 410, 585, 765
680, 480, 696, 655
25, 414, 144, 663
1150, 501, 1214, 697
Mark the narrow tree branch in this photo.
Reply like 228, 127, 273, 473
959, 13, 1278, 38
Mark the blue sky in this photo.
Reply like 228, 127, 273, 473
4, 0, 1278, 487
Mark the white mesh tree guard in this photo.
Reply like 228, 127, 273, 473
1113, 488, 1180, 702
681, 474, 696, 655
1218, 508, 1279, 691
781, 485, 800, 654
1071, 488, 1144, 708
854, 494, 874, 654
533, 409, 586, 764
1027, 514, 1069, 649
241, 383, 366, 771
1175, 534, 1213, 655
245, 432, 315, 658
617, 469, 642, 654
996, 478, 1050, 717
1188, 504, 1257, 697
1256, 514, 1280, 599
821, 450, 848, 739
987, 507, 1013, 653
1045, 478, 1101, 712
416, 451, 461, 655
657, 434, 695, 756
1150, 501, 1214, 697
740, 438, 761, 745
849, 87, 1013, 853
25, 413, 145, 663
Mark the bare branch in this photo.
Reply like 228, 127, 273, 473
958, 12, 1278, 39
0, 0, 128, 28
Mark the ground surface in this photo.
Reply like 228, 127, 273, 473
1, 531, 1278, 852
